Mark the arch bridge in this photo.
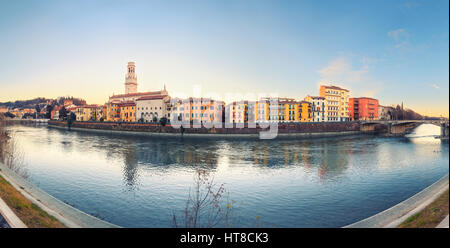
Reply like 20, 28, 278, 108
360, 120, 449, 137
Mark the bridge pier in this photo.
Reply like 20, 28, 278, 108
441, 122, 449, 138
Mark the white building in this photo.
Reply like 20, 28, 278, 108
304, 95, 326, 122
136, 95, 170, 122
109, 62, 169, 104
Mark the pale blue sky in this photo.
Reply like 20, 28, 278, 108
0, 0, 448, 116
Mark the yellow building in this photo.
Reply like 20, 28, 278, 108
279, 98, 300, 122
319, 85, 350, 122
299, 101, 312, 122
75, 105, 99, 122
171, 97, 224, 124
255, 100, 270, 122
119, 102, 136, 122
106, 102, 121, 122
259, 97, 303, 123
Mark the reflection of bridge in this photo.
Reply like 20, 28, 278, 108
360, 120, 449, 137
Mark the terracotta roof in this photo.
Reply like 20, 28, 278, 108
118, 102, 135, 107
109, 91, 167, 99
136, 95, 167, 101
351, 97, 378, 101
79, 104, 100, 108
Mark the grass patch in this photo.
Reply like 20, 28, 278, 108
0, 174, 65, 228
398, 189, 449, 228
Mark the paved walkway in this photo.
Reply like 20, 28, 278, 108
0, 162, 118, 228
345, 174, 449, 228
436, 215, 449, 228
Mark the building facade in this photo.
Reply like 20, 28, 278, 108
304, 96, 326, 122
319, 85, 350, 122
105, 102, 121, 122
136, 95, 170, 122
227, 101, 249, 124
255, 100, 270, 123
171, 98, 224, 124
119, 102, 136, 122
349, 97, 379, 121
299, 101, 312, 122
76, 105, 99, 121
108, 62, 169, 105
378, 105, 394, 120
280, 98, 300, 122
125, 62, 138, 95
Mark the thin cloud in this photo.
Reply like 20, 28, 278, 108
403, 1, 420, 8
317, 57, 368, 86
317, 56, 383, 97
388, 29, 410, 48
430, 84, 440, 89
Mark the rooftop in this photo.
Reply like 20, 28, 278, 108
110, 90, 168, 99
136, 95, 169, 101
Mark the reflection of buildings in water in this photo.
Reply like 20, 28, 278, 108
122, 147, 139, 189
251, 141, 312, 168
317, 139, 352, 180
299, 141, 311, 170
127, 140, 221, 169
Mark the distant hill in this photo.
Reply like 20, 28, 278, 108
0, 96, 86, 110
0, 97, 50, 110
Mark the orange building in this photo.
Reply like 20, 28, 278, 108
106, 102, 121, 122
171, 97, 224, 124
349, 97, 379, 120
299, 101, 312, 122
119, 102, 136, 122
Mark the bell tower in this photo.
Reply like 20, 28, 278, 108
125, 62, 138, 94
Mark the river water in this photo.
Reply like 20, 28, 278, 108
5, 124, 449, 227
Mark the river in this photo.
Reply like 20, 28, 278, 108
5, 123, 449, 227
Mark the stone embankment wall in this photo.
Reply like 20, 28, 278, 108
48, 120, 361, 135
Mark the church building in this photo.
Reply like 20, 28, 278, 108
108, 62, 169, 103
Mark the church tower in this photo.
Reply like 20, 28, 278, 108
125, 62, 138, 94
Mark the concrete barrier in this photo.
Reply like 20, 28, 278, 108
0, 162, 119, 228
48, 120, 364, 140
345, 173, 449, 228
0, 197, 27, 228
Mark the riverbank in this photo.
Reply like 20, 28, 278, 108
345, 173, 449, 228
0, 162, 119, 228
0, 174, 64, 228
398, 189, 449, 228
48, 120, 366, 139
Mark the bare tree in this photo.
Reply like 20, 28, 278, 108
173, 168, 234, 228
0, 116, 28, 178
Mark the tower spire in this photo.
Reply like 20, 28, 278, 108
125, 62, 137, 94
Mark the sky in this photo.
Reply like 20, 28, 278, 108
0, 0, 448, 117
